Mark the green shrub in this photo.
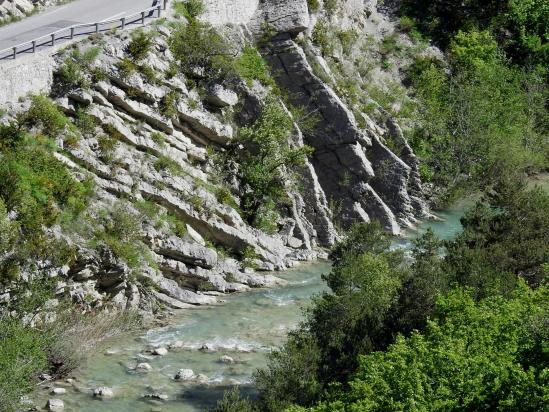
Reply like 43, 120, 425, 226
126, 30, 152, 62
0, 318, 50, 411
139, 64, 158, 84
409, 30, 547, 198
116, 57, 137, 78
241, 246, 258, 269
54, 47, 99, 93
295, 283, 549, 412
23, 96, 70, 137
312, 19, 334, 56
154, 155, 182, 175
398, 15, 416, 32
234, 45, 275, 86
150, 131, 166, 147
324, 0, 339, 16
307, 0, 320, 12
166, 212, 187, 237
236, 94, 313, 226
174, 0, 205, 19
74, 107, 97, 135
159, 90, 180, 118
336, 29, 359, 55
169, 20, 235, 81
253, 200, 279, 234
94, 204, 147, 269
211, 387, 257, 412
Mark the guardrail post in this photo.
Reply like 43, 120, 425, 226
95, 22, 99, 33
70, 27, 75, 39
51, 33, 55, 46
157, 5, 161, 17
141, 11, 145, 24
121, 17, 126, 29
12, 47, 17, 59
32, 41, 36, 53
163, 0, 167, 10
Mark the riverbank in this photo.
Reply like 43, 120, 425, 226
28, 203, 471, 411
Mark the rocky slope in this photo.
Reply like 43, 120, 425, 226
0, 0, 59, 21
0, 0, 432, 314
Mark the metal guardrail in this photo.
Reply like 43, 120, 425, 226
0, 0, 169, 60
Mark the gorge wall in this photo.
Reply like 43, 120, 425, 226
0, 0, 431, 314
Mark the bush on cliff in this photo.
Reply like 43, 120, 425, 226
236, 95, 313, 228
170, 20, 236, 81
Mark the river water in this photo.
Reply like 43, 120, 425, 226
34, 202, 470, 411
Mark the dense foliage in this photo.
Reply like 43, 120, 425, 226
0, 97, 91, 282
215, 176, 548, 412
236, 95, 313, 230
400, 0, 548, 68
288, 283, 548, 412
407, 29, 547, 201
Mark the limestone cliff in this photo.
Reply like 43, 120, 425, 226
0, 0, 432, 314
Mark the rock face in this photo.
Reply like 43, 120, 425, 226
0, 0, 60, 21
264, 35, 425, 233
46, 398, 64, 411
0, 0, 431, 313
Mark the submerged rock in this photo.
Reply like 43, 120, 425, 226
50, 388, 66, 395
219, 355, 235, 364
144, 392, 169, 401
136, 362, 153, 372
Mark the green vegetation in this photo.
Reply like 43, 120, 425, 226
289, 282, 548, 412
169, 20, 235, 82
0, 281, 140, 411
234, 46, 275, 87
407, 29, 547, 202
232, 95, 313, 228
217, 174, 548, 412
0, 98, 91, 281
54, 47, 100, 93
174, 0, 205, 20
92, 203, 150, 269
400, 0, 549, 69
159, 90, 180, 119
324, 0, 339, 17
126, 29, 153, 62
306, 0, 320, 13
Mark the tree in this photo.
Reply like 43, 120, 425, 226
236, 95, 313, 228
292, 282, 548, 412
445, 176, 549, 296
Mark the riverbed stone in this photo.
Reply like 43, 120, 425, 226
46, 399, 64, 411
136, 362, 153, 372
93, 387, 114, 399
51, 387, 66, 395
174, 368, 195, 380
144, 392, 169, 401
152, 347, 168, 356
219, 355, 235, 364
168, 340, 184, 349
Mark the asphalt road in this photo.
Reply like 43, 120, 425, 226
0, 0, 160, 51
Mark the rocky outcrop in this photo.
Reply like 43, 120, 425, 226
264, 36, 425, 233
0, 0, 60, 21
0, 0, 431, 314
